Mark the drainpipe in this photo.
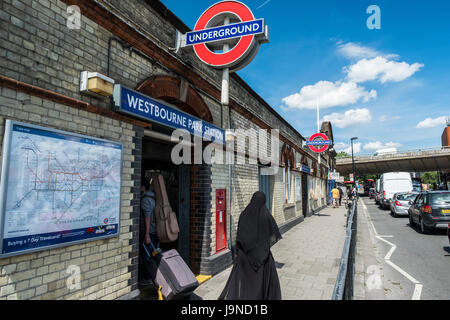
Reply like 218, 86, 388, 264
227, 107, 234, 263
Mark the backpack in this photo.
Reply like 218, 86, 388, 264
153, 174, 179, 243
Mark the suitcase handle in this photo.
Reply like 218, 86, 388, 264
143, 241, 161, 257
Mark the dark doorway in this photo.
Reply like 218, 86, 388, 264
302, 173, 308, 217
259, 166, 271, 210
139, 136, 191, 287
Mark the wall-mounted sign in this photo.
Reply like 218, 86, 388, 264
0, 121, 122, 257
329, 172, 340, 180
113, 85, 225, 145
306, 133, 332, 153
178, 1, 269, 72
301, 165, 311, 174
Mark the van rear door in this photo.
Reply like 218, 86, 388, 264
384, 179, 413, 200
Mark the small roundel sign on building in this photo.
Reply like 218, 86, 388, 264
306, 133, 332, 153
178, 1, 269, 72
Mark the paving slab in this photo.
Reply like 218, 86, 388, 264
192, 204, 348, 300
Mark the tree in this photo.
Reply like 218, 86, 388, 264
336, 151, 350, 159
421, 172, 439, 185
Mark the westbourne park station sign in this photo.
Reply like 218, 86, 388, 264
176, 1, 269, 72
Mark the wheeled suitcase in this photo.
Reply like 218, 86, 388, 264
145, 243, 199, 300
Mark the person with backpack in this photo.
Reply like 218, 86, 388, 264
142, 179, 158, 248
140, 178, 159, 286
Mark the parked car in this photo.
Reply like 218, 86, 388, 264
448, 223, 450, 244
389, 192, 418, 217
369, 188, 376, 199
408, 191, 450, 234
380, 172, 413, 210
375, 179, 381, 205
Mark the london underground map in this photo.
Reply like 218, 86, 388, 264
0, 121, 122, 256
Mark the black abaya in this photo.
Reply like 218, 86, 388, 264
218, 191, 282, 300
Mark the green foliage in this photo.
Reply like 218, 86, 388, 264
421, 171, 439, 185
337, 151, 350, 159
357, 174, 380, 181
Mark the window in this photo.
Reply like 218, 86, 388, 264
281, 144, 294, 205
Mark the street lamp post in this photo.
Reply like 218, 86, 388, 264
351, 137, 358, 187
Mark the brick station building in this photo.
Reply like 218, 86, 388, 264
0, 0, 335, 299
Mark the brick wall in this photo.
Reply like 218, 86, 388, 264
189, 164, 212, 275
0, 88, 136, 300
0, 0, 329, 286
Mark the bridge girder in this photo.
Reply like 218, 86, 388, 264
336, 150, 450, 176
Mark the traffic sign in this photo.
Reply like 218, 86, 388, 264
179, 1, 269, 72
306, 133, 332, 153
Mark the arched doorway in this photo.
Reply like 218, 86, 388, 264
136, 75, 213, 123
281, 144, 295, 205
136, 75, 214, 275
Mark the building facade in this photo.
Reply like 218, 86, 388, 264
0, 0, 331, 300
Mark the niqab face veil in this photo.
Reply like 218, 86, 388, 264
219, 191, 282, 300
236, 191, 282, 270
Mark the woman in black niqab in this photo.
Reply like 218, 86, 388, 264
218, 191, 282, 300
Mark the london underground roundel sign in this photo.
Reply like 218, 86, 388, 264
306, 133, 332, 153
181, 1, 269, 72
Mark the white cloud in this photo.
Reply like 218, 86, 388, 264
334, 142, 349, 151
282, 81, 376, 110
379, 115, 401, 122
385, 142, 403, 148
322, 108, 372, 128
346, 56, 424, 83
416, 116, 449, 129
337, 42, 398, 60
363, 141, 402, 150
335, 142, 361, 154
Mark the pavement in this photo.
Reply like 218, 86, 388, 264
191, 203, 348, 300
355, 196, 450, 300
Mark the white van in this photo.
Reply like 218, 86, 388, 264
380, 172, 413, 209
374, 148, 398, 156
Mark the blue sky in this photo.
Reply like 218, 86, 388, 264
162, 0, 450, 155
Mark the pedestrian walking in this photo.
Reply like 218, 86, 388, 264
331, 187, 340, 208
338, 187, 343, 206
218, 191, 282, 300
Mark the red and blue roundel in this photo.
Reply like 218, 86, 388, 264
306, 133, 332, 153
191, 1, 267, 71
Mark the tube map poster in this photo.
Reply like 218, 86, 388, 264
0, 121, 122, 256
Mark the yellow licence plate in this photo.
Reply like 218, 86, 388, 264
442, 210, 450, 214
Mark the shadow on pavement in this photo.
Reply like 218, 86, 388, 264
407, 224, 448, 236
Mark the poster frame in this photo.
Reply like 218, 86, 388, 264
0, 120, 123, 258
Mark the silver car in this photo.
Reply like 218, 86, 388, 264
390, 192, 419, 217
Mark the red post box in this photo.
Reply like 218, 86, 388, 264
216, 189, 227, 253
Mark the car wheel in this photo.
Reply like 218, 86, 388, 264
420, 218, 430, 234
409, 214, 415, 227
391, 210, 397, 218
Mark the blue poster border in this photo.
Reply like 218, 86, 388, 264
0, 120, 123, 258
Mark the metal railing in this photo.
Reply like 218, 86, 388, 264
337, 146, 450, 161
332, 197, 358, 300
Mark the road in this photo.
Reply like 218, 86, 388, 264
359, 196, 450, 300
